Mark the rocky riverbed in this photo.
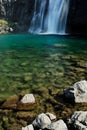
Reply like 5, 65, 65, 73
0, 80, 87, 130
0, 35, 87, 129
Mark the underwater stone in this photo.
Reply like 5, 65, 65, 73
21, 94, 35, 104
17, 94, 36, 110
2, 95, 19, 109
64, 80, 87, 103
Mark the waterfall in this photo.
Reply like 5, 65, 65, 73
29, 0, 69, 34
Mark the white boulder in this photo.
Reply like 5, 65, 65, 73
32, 113, 51, 129
75, 121, 87, 130
46, 112, 56, 121
22, 124, 34, 130
21, 94, 35, 104
69, 111, 87, 130
47, 119, 68, 130
64, 80, 87, 103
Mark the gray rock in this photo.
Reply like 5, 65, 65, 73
46, 112, 56, 121
47, 119, 68, 130
32, 113, 51, 129
22, 124, 34, 130
21, 94, 35, 104
64, 80, 87, 103
75, 121, 87, 130
9, 27, 13, 32
69, 111, 87, 130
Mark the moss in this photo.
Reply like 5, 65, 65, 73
0, 19, 15, 28
0, 19, 8, 26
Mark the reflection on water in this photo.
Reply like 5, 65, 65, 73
0, 34, 87, 99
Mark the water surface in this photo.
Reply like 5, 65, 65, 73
0, 34, 87, 99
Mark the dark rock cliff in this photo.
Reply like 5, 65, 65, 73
0, 0, 87, 34
67, 0, 87, 35
0, 0, 34, 32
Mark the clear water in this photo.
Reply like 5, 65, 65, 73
29, 0, 69, 34
0, 34, 87, 99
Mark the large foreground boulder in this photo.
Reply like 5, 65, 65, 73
64, 80, 87, 103
22, 124, 34, 130
46, 112, 56, 121
69, 111, 87, 130
47, 120, 68, 130
32, 113, 51, 129
21, 113, 68, 130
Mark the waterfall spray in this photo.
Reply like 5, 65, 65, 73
29, 0, 69, 34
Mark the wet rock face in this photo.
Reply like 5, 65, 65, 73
0, 0, 34, 32
0, 0, 15, 18
64, 80, 87, 103
68, 0, 87, 34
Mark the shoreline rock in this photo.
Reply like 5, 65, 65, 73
47, 120, 68, 130
64, 80, 87, 103
22, 124, 34, 130
32, 113, 51, 129
46, 112, 56, 121
68, 111, 87, 130
0, 80, 87, 130
22, 113, 68, 130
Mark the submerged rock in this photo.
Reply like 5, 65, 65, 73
21, 94, 35, 104
2, 95, 19, 109
53, 44, 67, 48
69, 111, 87, 130
47, 119, 68, 130
1, 93, 36, 110
64, 80, 87, 103
32, 113, 51, 129
17, 94, 36, 110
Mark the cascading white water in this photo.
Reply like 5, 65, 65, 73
29, 0, 69, 34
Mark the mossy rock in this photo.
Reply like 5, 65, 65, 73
1, 95, 19, 109
0, 19, 8, 26
17, 102, 36, 111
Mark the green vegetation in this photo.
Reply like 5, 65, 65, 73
0, 19, 8, 26
0, 19, 14, 27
